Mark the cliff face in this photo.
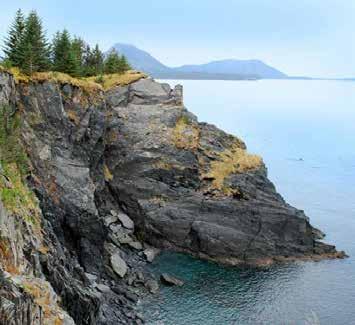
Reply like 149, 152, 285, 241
0, 71, 343, 324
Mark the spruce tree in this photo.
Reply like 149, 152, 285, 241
17, 11, 50, 74
71, 36, 85, 75
91, 44, 104, 75
82, 44, 94, 76
52, 29, 79, 76
3, 9, 25, 66
104, 49, 121, 74
117, 55, 131, 74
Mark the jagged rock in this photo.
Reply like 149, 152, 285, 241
110, 252, 128, 278
96, 283, 111, 293
145, 279, 159, 294
112, 286, 139, 303
117, 212, 135, 230
312, 227, 326, 240
128, 241, 143, 250
143, 247, 161, 263
137, 272, 144, 281
160, 273, 184, 287
110, 229, 133, 245
109, 223, 123, 234
85, 273, 98, 284
104, 215, 118, 227
102, 78, 341, 266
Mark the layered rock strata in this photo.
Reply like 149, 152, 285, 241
0, 71, 344, 324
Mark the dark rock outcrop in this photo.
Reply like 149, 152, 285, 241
103, 78, 343, 266
160, 274, 184, 287
0, 71, 344, 324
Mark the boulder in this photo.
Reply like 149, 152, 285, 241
160, 273, 184, 287
144, 279, 159, 294
96, 283, 111, 293
117, 213, 135, 230
143, 248, 160, 263
104, 215, 118, 227
110, 252, 128, 278
128, 241, 143, 250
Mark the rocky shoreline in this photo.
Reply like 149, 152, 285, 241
0, 71, 345, 324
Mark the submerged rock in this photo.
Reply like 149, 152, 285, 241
144, 247, 161, 263
145, 279, 160, 294
160, 273, 184, 287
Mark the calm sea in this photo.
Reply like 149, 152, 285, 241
142, 79, 355, 325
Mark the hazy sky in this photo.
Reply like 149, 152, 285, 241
0, 0, 354, 78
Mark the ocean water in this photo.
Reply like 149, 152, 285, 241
142, 80, 355, 325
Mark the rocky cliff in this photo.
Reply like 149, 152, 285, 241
0, 71, 344, 324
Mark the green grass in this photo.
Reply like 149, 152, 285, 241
0, 105, 40, 224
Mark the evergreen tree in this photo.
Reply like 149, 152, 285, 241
81, 44, 103, 77
52, 29, 79, 76
3, 9, 25, 66
71, 36, 85, 75
117, 55, 131, 74
17, 11, 50, 74
91, 44, 104, 75
104, 51, 131, 74
82, 44, 94, 76
104, 49, 121, 74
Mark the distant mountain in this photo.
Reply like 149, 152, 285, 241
110, 43, 170, 74
110, 43, 287, 80
175, 59, 287, 79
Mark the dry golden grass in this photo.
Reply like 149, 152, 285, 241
0, 66, 146, 92
31, 71, 101, 93
103, 164, 113, 181
66, 110, 81, 125
85, 70, 146, 90
173, 116, 200, 150
0, 237, 19, 274
204, 142, 262, 191
22, 279, 63, 325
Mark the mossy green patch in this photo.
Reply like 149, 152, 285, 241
0, 105, 40, 226
0, 105, 29, 175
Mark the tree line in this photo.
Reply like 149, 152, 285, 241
1, 9, 131, 76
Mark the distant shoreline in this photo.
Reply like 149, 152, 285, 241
155, 75, 355, 82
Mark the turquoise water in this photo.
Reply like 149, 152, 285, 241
143, 80, 355, 325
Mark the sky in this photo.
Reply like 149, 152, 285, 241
0, 0, 354, 78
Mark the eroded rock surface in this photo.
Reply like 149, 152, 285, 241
0, 71, 344, 324
104, 78, 342, 266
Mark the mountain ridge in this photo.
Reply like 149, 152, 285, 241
110, 43, 287, 80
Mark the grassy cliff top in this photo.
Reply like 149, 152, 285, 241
0, 66, 146, 92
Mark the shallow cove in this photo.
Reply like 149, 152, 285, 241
141, 79, 355, 325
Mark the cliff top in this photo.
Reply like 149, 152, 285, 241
0, 65, 147, 93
